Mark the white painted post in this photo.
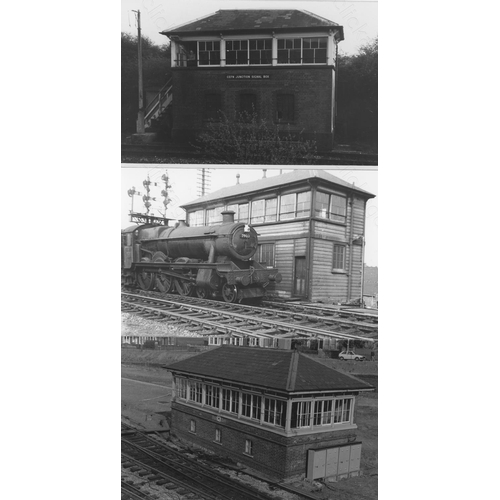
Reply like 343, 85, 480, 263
220, 38, 226, 67
171, 40, 177, 68
327, 30, 335, 66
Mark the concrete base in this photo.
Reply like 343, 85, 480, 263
129, 133, 157, 144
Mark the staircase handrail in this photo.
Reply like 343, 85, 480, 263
145, 77, 173, 121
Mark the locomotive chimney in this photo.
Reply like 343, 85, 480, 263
176, 220, 187, 227
262, 169, 267, 178
221, 211, 235, 223
236, 173, 240, 185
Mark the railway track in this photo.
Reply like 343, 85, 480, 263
121, 143, 378, 166
261, 299, 378, 325
121, 291, 377, 341
121, 424, 278, 500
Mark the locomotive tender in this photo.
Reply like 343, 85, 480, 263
121, 210, 282, 303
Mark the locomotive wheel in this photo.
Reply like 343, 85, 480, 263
173, 257, 195, 296
137, 258, 155, 291
196, 286, 208, 299
174, 279, 194, 296
153, 252, 172, 293
222, 283, 238, 303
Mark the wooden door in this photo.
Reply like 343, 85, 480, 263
294, 256, 307, 296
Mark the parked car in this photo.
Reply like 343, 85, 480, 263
338, 350, 365, 361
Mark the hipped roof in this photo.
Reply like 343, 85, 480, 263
165, 346, 373, 394
181, 169, 375, 209
162, 10, 343, 39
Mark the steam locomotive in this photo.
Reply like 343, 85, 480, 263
121, 210, 282, 303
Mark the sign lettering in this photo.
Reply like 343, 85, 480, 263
226, 75, 270, 80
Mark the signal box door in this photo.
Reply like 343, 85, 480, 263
294, 256, 307, 296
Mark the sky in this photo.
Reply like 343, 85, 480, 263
121, 0, 378, 56
121, 166, 378, 266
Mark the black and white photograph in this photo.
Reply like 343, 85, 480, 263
5, 2, 499, 500
121, 0, 378, 164
121, 1, 378, 499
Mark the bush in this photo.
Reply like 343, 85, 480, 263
195, 112, 317, 164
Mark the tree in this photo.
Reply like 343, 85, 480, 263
121, 33, 171, 134
336, 38, 378, 150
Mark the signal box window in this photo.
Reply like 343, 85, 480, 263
226, 40, 248, 65
332, 244, 346, 272
276, 95, 294, 123
249, 39, 272, 64
198, 41, 220, 66
189, 210, 205, 227
258, 243, 275, 267
315, 192, 347, 223
303, 37, 327, 63
296, 191, 311, 217
277, 38, 302, 64
251, 199, 265, 224
204, 94, 222, 121
215, 429, 222, 443
244, 439, 253, 456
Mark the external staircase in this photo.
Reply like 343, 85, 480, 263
144, 78, 173, 130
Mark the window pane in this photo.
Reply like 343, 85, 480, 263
280, 193, 295, 219
330, 194, 347, 221
259, 243, 274, 267
314, 192, 329, 218
265, 198, 277, 221
238, 203, 249, 222
296, 191, 311, 217
333, 245, 345, 270
251, 199, 265, 224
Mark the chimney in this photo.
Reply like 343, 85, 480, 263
262, 169, 267, 178
236, 173, 240, 184
221, 210, 235, 223
176, 220, 187, 227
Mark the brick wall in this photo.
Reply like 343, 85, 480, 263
171, 402, 357, 480
171, 67, 335, 149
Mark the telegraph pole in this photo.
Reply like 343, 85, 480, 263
133, 9, 145, 134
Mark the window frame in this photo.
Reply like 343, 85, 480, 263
277, 36, 328, 65
226, 38, 273, 66
332, 243, 347, 273
198, 40, 220, 66
215, 428, 222, 443
333, 397, 353, 424
206, 206, 224, 225
314, 191, 347, 223
258, 243, 275, 268
279, 191, 311, 220
244, 439, 253, 456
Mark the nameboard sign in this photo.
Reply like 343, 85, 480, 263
226, 75, 270, 80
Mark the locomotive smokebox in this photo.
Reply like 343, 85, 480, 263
221, 211, 235, 223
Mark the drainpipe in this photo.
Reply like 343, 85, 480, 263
360, 199, 367, 307
347, 194, 355, 301
306, 181, 315, 301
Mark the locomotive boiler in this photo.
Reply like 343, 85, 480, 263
121, 210, 282, 303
